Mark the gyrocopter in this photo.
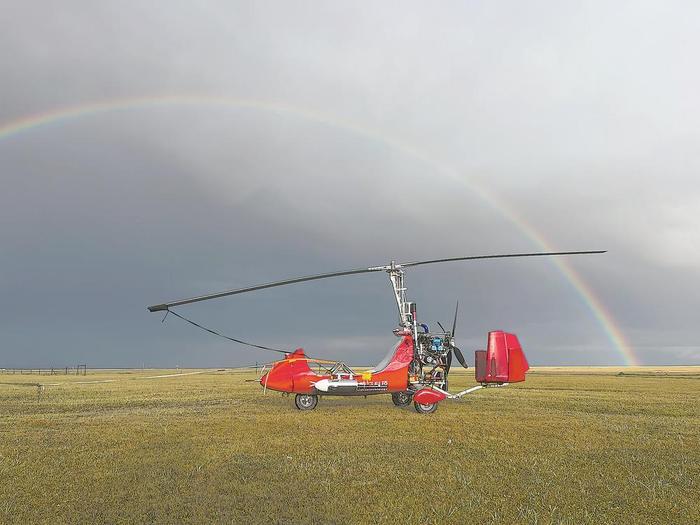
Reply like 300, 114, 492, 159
148, 250, 604, 413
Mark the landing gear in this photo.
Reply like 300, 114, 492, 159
413, 401, 438, 414
391, 391, 413, 407
295, 394, 318, 411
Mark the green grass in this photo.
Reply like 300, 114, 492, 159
1, 367, 698, 524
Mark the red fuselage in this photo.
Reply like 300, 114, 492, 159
260, 336, 414, 395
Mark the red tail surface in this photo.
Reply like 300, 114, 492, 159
475, 331, 529, 383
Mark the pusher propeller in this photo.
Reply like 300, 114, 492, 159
452, 300, 459, 338
444, 300, 469, 386
449, 300, 468, 367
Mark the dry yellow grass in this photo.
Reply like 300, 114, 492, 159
1, 366, 698, 524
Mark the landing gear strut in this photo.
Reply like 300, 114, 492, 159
295, 394, 318, 411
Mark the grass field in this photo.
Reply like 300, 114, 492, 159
1, 366, 698, 524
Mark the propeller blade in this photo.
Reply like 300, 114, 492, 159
436, 321, 447, 332
443, 348, 452, 392
451, 301, 459, 338
453, 346, 469, 369
148, 250, 605, 312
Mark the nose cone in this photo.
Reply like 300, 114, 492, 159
259, 367, 293, 392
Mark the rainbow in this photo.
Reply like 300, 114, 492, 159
0, 94, 638, 365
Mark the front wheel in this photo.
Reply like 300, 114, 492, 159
391, 391, 413, 407
295, 394, 318, 411
414, 401, 438, 414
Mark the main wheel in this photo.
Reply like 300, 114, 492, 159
295, 394, 318, 411
391, 391, 413, 407
414, 401, 438, 414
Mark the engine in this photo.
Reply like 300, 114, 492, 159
411, 330, 454, 389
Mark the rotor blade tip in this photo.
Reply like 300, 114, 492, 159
148, 304, 168, 312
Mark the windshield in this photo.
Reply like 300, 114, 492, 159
371, 340, 403, 373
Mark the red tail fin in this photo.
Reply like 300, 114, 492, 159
475, 331, 529, 383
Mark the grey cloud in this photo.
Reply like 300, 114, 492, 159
1, 1, 698, 367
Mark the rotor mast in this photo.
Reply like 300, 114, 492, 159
387, 261, 411, 327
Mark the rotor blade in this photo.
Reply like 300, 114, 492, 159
148, 266, 384, 311
148, 250, 605, 312
451, 301, 459, 338
398, 250, 606, 269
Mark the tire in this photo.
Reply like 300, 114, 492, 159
391, 391, 413, 407
294, 394, 318, 411
414, 401, 438, 414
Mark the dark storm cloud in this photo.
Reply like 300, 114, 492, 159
1, 1, 698, 367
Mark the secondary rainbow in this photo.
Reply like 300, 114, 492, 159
0, 94, 639, 365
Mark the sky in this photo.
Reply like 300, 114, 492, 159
1, 1, 698, 368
